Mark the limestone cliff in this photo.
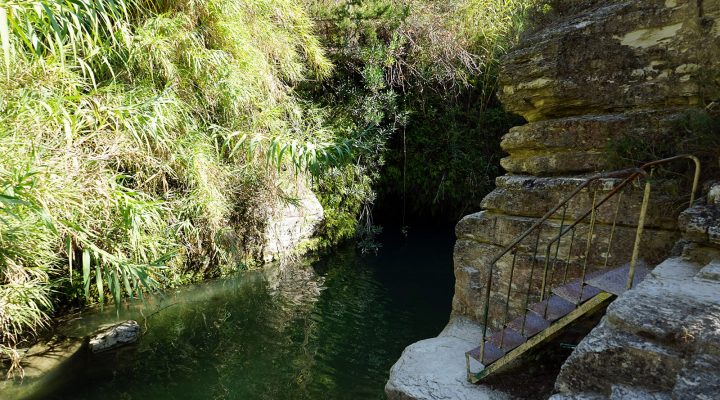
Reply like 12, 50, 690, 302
452, 0, 720, 327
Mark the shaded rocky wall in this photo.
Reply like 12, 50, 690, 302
453, 0, 720, 327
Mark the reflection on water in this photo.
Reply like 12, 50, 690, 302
44, 227, 454, 400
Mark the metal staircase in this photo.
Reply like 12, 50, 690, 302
466, 155, 701, 383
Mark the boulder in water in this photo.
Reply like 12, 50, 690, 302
89, 320, 141, 353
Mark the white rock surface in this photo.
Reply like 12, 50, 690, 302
385, 317, 510, 400
697, 260, 720, 282
548, 393, 606, 400
707, 183, 720, 207
263, 177, 324, 262
609, 385, 671, 400
89, 320, 141, 353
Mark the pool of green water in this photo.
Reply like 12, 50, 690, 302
43, 227, 455, 400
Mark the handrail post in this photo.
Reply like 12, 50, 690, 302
579, 191, 598, 301
627, 176, 652, 289
688, 155, 701, 206
522, 228, 542, 335
479, 259, 495, 363
501, 250, 518, 349
603, 192, 623, 269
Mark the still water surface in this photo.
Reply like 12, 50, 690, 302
46, 227, 454, 400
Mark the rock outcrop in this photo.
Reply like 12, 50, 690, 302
89, 320, 141, 353
552, 258, 720, 399
550, 184, 720, 399
263, 177, 324, 262
385, 317, 511, 400
500, 0, 720, 124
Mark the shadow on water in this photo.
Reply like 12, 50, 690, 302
42, 226, 455, 400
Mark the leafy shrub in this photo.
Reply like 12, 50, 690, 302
302, 0, 531, 225
0, 0, 342, 368
606, 109, 720, 180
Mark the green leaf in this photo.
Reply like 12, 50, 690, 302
95, 264, 104, 305
65, 236, 73, 284
112, 268, 121, 306
0, 6, 10, 80
122, 269, 133, 298
0, 193, 29, 206
83, 249, 91, 299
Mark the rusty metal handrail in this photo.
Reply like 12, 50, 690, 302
478, 155, 701, 363
538, 155, 700, 299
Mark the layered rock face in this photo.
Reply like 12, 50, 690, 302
452, 0, 720, 328
502, 0, 720, 125
499, 0, 720, 174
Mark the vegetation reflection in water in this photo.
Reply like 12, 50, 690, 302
48, 228, 454, 400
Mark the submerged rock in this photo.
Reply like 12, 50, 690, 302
89, 320, 141, 353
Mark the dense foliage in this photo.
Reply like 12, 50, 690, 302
0, 0, 343, 368
0, 0, 532, 370
302, 0, 529, 224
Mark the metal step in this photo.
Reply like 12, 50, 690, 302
469, 292, 615, 383
586, 263, 649, 296
552, 279, 602, 304
487, 328, 526, 352
528, 295, 576, 322
469, 264, 653, 379
507, 313, 551, 338
466, 341, 504, 366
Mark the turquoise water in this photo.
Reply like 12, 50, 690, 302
43, 228, 454, 400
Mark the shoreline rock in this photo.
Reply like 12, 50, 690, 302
385, 317, 511, 400
89, 320, 141, 353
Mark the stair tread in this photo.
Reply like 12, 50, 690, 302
467, 342, 505, 366
487, 327, 526, 352
529, 295, 576, 322
586, 263, 649, 295
552, 270, 606, 304
553, 282, 601, 304
507, 313, 551, 338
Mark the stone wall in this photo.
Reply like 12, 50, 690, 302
452, 0, 720, 327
